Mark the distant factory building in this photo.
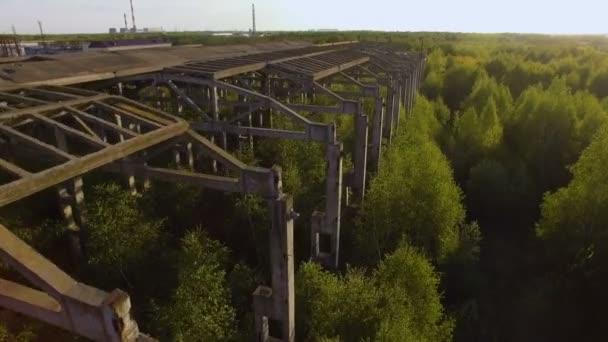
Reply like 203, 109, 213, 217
86, 38, 172, 51
109, 28, 118, 34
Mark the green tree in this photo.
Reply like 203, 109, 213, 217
375, 245, 454, 342
441, 62, 482, 111
421, 70, 444, 101
589, 70, 608, 98
157, 230, 236, 341
356, 99, 464, 264
296, 245, 454, 341
534, 126, 608, 341
296, 263, 381, 341
84, 182, 164, 285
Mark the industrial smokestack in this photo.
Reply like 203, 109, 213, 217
37, 20, 46, 46
130, 0, 137, 32
252, 3, 256, 36
124, 13, 128, 33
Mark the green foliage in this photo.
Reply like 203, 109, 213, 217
421, 70, 444, 101
296, 263, 381, 341
538, 126, 608, 264
84, 183, 164, 281
375, 245, 455, 342
297, 245, 453, 341
10, 31, 608, 342
157, 230, 236, 341
442, 59, 482, 111
508, 80, 579, 195
0, 322, 39, 342
589, 71, 608, 98
530, 127, 608, 340
0, 323, 7, 342
356, 98, 464, 264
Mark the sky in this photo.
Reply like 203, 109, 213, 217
0, 0, 607, 35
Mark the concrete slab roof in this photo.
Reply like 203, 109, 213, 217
0, 41, 312, 90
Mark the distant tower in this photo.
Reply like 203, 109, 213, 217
251, 3, 256, 36
124, 13, 129, 33
37, 20, 46, 46
129, 0, 137, 32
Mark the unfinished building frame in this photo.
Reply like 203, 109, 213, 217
0, 85, 295, 341
0, 42, 425, 342
97, 43, 425, 271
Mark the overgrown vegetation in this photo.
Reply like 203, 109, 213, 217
3, 31, 608, 341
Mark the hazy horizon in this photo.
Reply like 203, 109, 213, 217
1, 0, 607, 35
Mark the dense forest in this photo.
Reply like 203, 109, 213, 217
3, 31, 608, 341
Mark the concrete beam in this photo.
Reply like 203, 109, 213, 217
0, 121, 188, 207
0, 224, 151, 341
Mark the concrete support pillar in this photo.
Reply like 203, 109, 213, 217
369, 93, 384, 173
406, 74, 413, 114
56, 178, 85, 260
53, 128, 84, 259
186, 142, 195, 171
114, 115, 138, 195
269, 193, 295, 342
410, 72, 416, 111
254, 167, 295, 341
414, 65, 420, 96
173, 148, 182, 167
310, 138, 343, 271
393, 83, 402, 131
211, 87, 228, 150
210, 87, 225, 172
325, 133, 343, 268
383, 84, 395, 144
260, 74, 269, 128
402, 74, 408, 108
253, 287, 272, 342
353, 102, 368, 200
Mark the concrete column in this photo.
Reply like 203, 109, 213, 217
406, 74, 413, 114
260, 74, 269, 128
410, 72, 416, 112
210, 87, 223, 172
114, 115, 138, 195
353, 102, 368, 200
253, 286, 272, 342
211, 86, 219, 121
53, 128, 84, 259
325, 132, 343, 269
413, 66, 419, 97
173, 148, 182, 167
269, 193, 295, 342
383, 84, 395, 144
402, 74, 408, 109
186, 142, 195, 171
393, 83, 402, 131
56, 179, 84, 260
369, 93, 384, 173
310, 211, 324, 260
248, 113, 255, 152
252, 167, 295, 342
